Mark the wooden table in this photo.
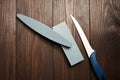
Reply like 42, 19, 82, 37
0, 0, 120, 80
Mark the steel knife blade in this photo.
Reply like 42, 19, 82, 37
17, 14, 71, 48
71, 15, 106, 80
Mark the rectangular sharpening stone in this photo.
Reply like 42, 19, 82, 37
53, 22, 84, 66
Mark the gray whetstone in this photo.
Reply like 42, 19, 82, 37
17, 14, 71, 48
53, 22, 84, 66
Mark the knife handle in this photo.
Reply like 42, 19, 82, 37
90, 51, 107, 80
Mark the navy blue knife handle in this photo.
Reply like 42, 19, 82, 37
90, 51, 107, 80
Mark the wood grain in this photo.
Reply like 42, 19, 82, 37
16, 0, 33, 80
73, 0, 90, 80
90, 0, 120, 80
16, 0, 53, 80
30, 0, 53, 80
0, 0, 120, 80
53, 0, 90, 80
53, 0, 69, 80
0, 0, 16, 80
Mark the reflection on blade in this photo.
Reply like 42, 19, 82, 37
71, 15, 94, 57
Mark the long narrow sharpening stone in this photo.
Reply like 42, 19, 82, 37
53, 22, 84, 66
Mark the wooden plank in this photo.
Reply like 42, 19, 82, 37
0, 0, 16, 80
73, 0, 90, 79
53, 0, 69, 79
16, 0, 33, 80
31, 0, 53, 80
90, 0, 120, 80
53, 0, 90, 79
16, 0, 53, 80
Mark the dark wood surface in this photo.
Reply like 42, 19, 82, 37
0, 0, 120, 80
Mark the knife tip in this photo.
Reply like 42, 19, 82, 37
70, 15, 74, 20
70, 15, 73, 17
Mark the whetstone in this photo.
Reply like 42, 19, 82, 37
53, 22, 84, 66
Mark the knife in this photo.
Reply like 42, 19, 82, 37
71, 15, 106, 80
17, 14, 71, 48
